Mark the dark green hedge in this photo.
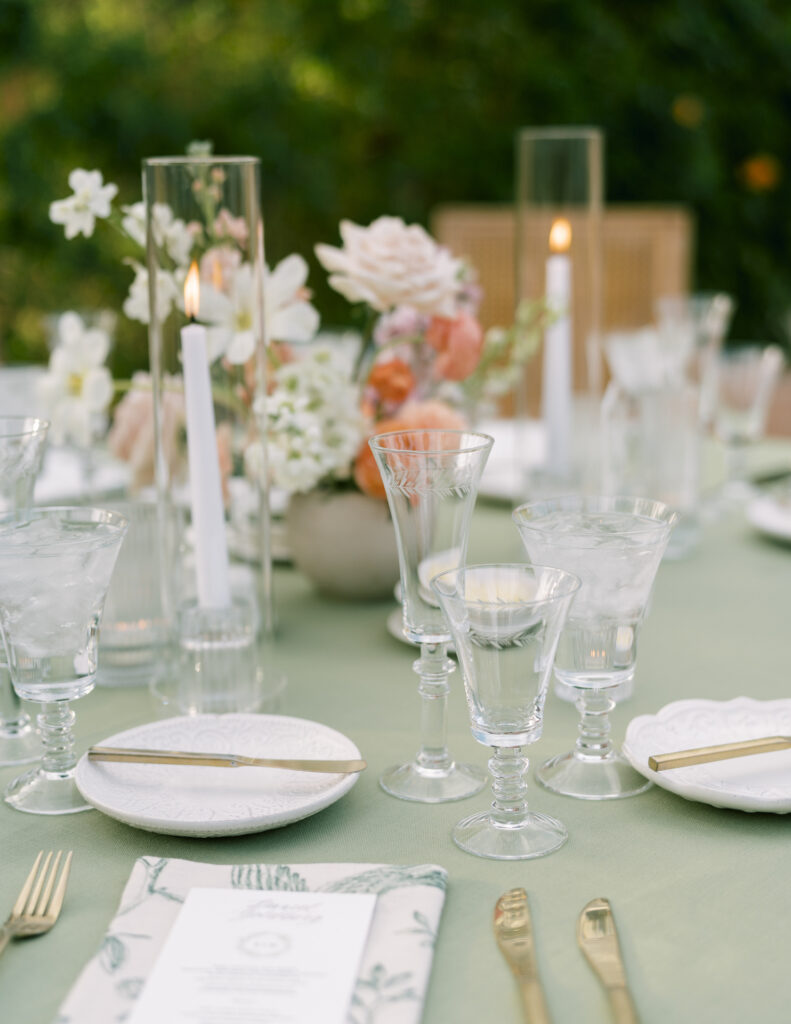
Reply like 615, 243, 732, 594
2, 0, 790, 375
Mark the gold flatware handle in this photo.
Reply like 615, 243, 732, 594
607, 985, 639, 1024
648, 735, 791, 771
516, 977, 551, 1024
87, 747, 367, 774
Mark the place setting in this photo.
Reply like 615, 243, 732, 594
2, 65, 791, 1024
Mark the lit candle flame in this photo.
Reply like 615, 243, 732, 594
549, 218, 572, 254
184, 261, 201, 319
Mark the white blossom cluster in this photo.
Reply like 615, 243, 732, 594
258, 347, 364, 494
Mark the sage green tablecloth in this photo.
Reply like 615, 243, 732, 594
1, 488, 790, 1024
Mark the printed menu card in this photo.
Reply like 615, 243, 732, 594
127, 887, 377, 1024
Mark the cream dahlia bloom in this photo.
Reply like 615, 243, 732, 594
315, 216, 462, 316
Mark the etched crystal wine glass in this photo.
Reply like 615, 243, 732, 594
0, 416, 49, 766
0, 507, 128, 814
370, 428, 493, 802
431, 564, 580, 859
513, 496, 676, 799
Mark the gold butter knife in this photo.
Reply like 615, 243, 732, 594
578, 898, 639, 1024
648, 735, 791, 771
493, 888, 552, 1024
87, 746, 366, 774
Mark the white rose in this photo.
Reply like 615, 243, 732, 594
315, 216, 462, 316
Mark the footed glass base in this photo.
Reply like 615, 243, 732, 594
537, 749, 653, 800
453, 809, 567, 861
4, 766, 92, 815
0, 719, 41, 767
380, 760, 487, 803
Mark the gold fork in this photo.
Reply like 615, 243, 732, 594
0, 851, 73, 958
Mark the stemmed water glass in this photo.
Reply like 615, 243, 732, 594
0, 416, 49, 766
0, 507, 128, 814
513, 496, 676, 800
369, 428, 493, 802
431, 564, 579, 859
712, 343, 784, 502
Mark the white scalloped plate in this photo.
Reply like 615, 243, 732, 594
75, 714, 362, 836
623, 697, 791, 813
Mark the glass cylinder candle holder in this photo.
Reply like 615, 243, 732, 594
515, 127, 604, 491
143, 156, 280, 714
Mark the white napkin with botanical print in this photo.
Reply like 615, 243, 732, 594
56, 857, 447, 1024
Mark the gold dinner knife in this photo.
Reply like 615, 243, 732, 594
578, 898, 639, 1024
87, 746, 367, 774
493, 888, 552, 1024
648, 735, 791, 772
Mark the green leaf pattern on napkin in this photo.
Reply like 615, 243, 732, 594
56, 857, 447, 1024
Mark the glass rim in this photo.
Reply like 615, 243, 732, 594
0, 416, 49, 439
0, 506, 129, 533
369, 428, 494, 456
431, 562, 581, 604
517, 125, 603, 142
513, 495, 678, 537
143, 155, 260, 168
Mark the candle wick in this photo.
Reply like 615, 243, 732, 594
188, 314, 197, 325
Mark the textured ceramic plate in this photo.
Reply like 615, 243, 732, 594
76, 714, 362, 837
623, 697, 791, 813
746, 495, 791, 544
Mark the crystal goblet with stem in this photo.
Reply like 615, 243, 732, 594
513, 496, 676, 800
0, 507, 128, 814
712, 343, 784, 504
0, 416, 49, 766
369, 428, 493, 802
431, 564, 580, 859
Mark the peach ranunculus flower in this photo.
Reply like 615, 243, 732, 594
367, 357, 416, 407
315, 216, 462, 316
353, 400, 469, 499
425, 311, 484, 381
107, 371, 186, 489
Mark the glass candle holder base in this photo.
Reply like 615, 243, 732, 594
452, 808, 568, 861
379, 760, 487, 803
4, 765, 92, 815
0, 718, 41, 767
537, 749, 652, 800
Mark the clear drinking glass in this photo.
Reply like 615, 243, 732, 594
0, 507, 128, 814
0, 416, 49, 766
370, 429, 493, 803
431, 564, 580, 859
513, 496, 676, 799
713, 343, 784, 501
655, 292, 735, 425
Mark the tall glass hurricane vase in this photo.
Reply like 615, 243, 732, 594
513, 496, 676, 799
0, 507, 128, 814
370, 429, 493, 802
143, 156, 277, 712
0, 416, 49, 766
432, 564, 579, 859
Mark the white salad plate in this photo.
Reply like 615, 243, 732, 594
623, 697, 791, 813
746, 494, 791, 544
76, 713, 363, 837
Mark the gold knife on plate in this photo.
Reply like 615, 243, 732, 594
648, 735, 791, 771
493, 887, 552, 1024
578, 898, 640, 1024
87, 746, 367, 774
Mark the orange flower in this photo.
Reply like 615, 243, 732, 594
425, 311, 484, 381
367, 357, 416, 405
739, 153, 781, 192
353, 401, 469, 499
354, 414, 409, 499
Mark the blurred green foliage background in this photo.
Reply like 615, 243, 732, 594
1, 0, 790, 377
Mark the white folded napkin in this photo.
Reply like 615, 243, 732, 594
56, 857, 447, 1024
